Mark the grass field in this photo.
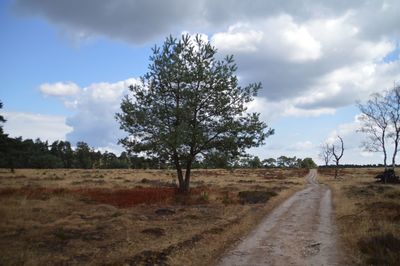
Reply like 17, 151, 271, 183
319, 168, 400, 265
0, 168, 307, 265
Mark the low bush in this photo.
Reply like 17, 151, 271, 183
238, 190, 277, 204
358, 233, 400, 265
375, 169, 400, 183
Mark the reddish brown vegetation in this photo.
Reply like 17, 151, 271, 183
77, 187, 177, 207
0, 186, 211, 208
0, 187, 66, 200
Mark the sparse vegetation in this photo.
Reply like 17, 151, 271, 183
319, 168, 400, 265
0, 168, 306, 265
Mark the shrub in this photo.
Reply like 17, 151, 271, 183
238, 190, 277, 204
358, 233, 400, 265
375, 169, 400, 183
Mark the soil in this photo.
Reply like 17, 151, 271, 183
217, 169, 340, 266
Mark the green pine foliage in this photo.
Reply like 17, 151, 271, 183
117, 34, 274, 192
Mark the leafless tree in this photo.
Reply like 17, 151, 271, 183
358, 84, 400, 172
319, 143, 332, 166
358, 92, 390, 170
330, 136, 344, 179
387, 84, 400, 171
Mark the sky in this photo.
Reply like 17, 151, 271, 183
0, 0, 399, 165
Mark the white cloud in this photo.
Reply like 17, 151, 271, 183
13, 0, 400, 165
52, 78, 140, 148
299, 60, 400, 110
17, 0, 398, 45
2, 111, 72, 143
288, 140, 314, 151
86, 79, 135, 102
15, 0, 400, 115
212, 15, 321, 62
209, 8, 398, 113
37, 78, 139, 148
326, 114, 363, 145
40, 82, 80, 97
247, 96, 335, 122
212, 23, 263, 53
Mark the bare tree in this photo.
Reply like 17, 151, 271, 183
319, 143, 332, 166
358, 93, 389, 170
330, 136, 344, 179
387, 84, 400, 171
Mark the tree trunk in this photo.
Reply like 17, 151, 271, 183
182, 160, 192, 193
383, 139, 388, 171
173, 155, 185, 191
335, 161, 338, 179
176, 166, 184, 191
383, 149, 388, 184
9, 158, 14, 173
384, 153, 387, 171
392, 133, 399, 172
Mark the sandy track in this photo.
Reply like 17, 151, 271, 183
218, 169, 339, 266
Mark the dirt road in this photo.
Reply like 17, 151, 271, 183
218, 169, 339, 266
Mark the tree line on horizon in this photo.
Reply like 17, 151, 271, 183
0, 130, 317, 170
0, 101, 317, 171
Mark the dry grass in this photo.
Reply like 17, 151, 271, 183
319, 168, 400, 265
0, 168, 307, 266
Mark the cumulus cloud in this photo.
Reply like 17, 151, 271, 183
213, 16, 322, 62
247, 96, 336, 123
13, 0, 378, 44
14, 0, 400, 113
211, 24, 263, 53
294, 60, 400, 110
15, 0, 400, 161
39, 78, 139, 148
2, 111, 72, 143
13, 0, 198, 44
214, 12, 399, 106
40, 82, 80, 97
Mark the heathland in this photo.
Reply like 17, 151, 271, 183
1, 168, 399, 265
0, 168, 307, 265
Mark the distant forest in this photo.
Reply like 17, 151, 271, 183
0, 102, 383, 170
0, 136, 322, 170
0, 134, 386, 170
0, 137, 157, 170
